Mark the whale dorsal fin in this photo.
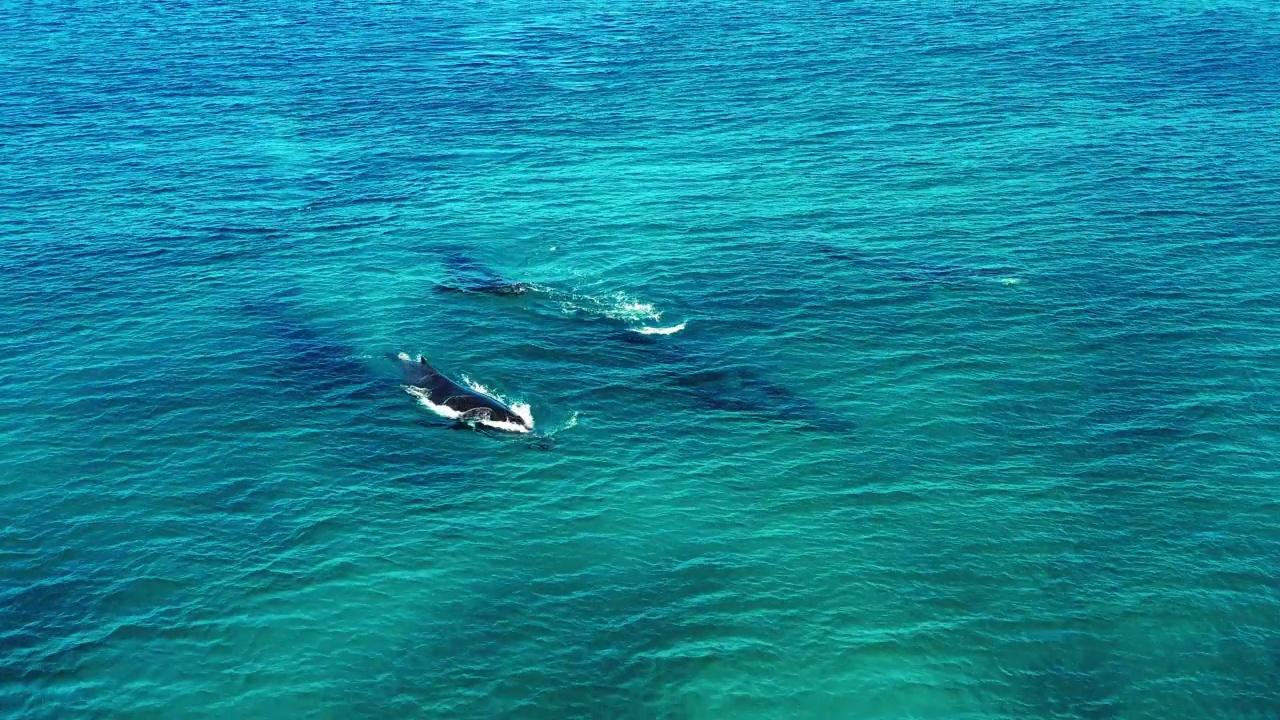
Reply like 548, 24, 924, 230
416, 355, 442, 377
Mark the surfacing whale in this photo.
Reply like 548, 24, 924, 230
395, 353, 533, 433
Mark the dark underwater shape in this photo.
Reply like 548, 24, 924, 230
239, 291, 383, 401
656, 350, 856, 434
373, 548, 744, 719
437, 280, 534, 297
436, 248, 534, 296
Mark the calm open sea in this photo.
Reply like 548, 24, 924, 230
3, 1, 1279, 717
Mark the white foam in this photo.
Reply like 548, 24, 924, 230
632, 322, 687, 335
405, 386, 462, 420
554, 290, 666, 325
477, 416, 533, 434
462, 375, 535, 432
1000, 277, 1024, 286
617, 300, 659, 320
500, 282, 685, 337
535, 411, 579, 443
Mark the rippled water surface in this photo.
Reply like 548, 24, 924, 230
3, 1, 1280, 718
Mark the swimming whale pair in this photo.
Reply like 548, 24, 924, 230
422, 252, 859, 434
393, 352, 533, 433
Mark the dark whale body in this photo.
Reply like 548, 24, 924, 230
438, 280, 533, 296
436, 250, 535, 296
397, 353, 531, 431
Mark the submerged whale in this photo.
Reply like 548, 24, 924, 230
438, 279, 534, 296
435, 250, 535, 296
434, 250, 686, 334
395, 352, 533, 433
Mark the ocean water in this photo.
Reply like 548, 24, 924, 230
3, 1, 1279, 717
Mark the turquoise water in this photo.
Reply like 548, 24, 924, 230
3, 1, 1280, 717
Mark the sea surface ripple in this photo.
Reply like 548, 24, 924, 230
2, 1, 1279, 718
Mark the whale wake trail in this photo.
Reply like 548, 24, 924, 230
546, 288, 688, 335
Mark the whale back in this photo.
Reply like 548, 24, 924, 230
399, 354, 527, 428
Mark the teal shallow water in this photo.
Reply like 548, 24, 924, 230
3, 1, 1280, 717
